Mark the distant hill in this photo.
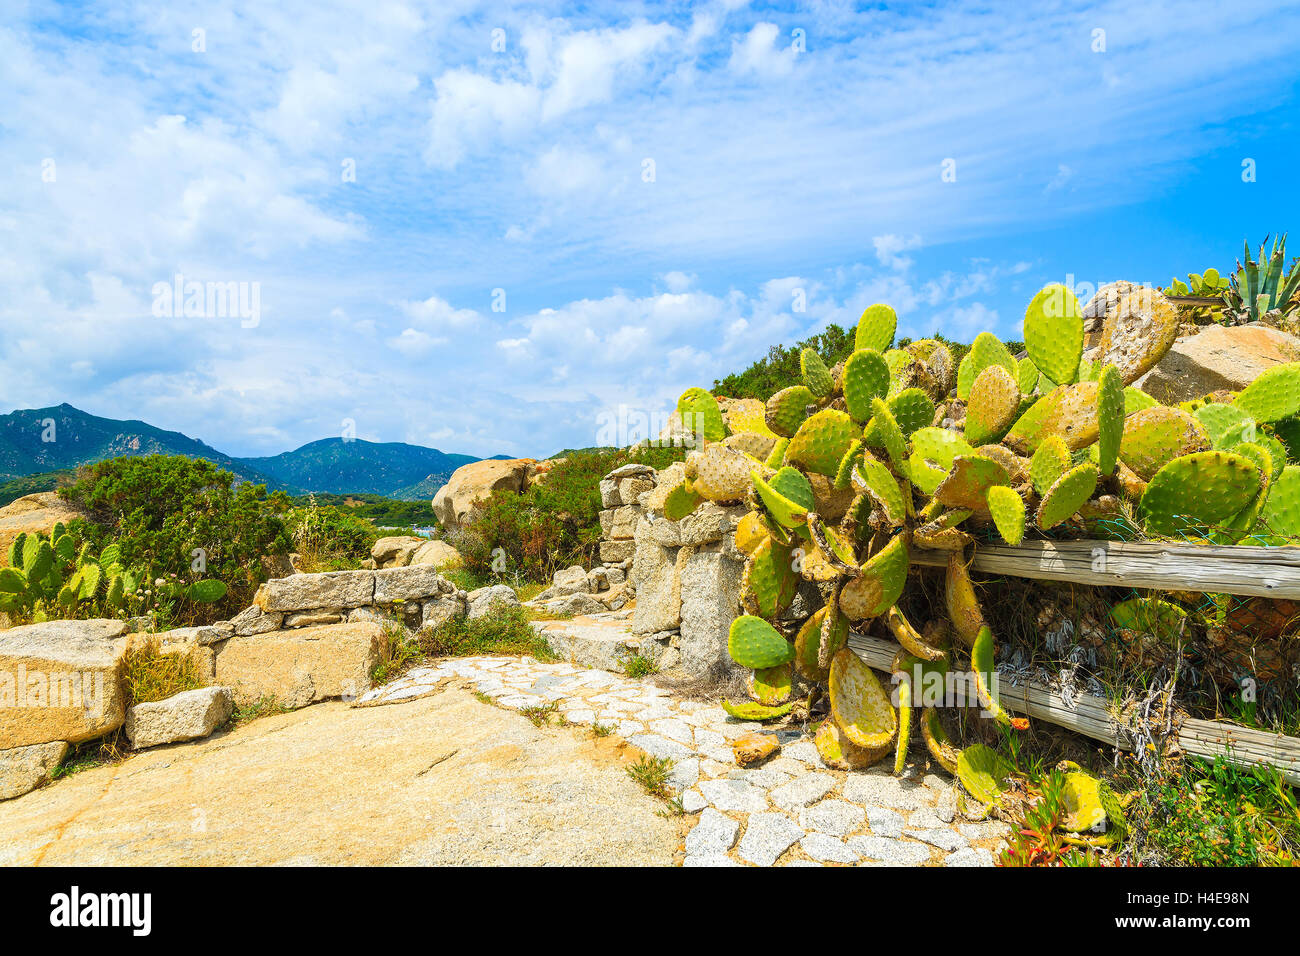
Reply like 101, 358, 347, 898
0, 404, 282, 487
0, 469, 75, 508
241, 439, 479, 498
0, 404, 499, 499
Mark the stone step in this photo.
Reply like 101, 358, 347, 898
533, 618, 669, 672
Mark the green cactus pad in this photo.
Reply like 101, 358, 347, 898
1255, 465, 1300, 545
1123, 387, 1159, 414
862, 397, 906, 466
764, 437, 789, 469
902, 452, 947, 496
720, 397, 778, 440
933, 454, 1011, 511
893, 666, 913, 775
1029, 435, 1071, 496
1060, 770, 1126, 844
956, 353, 975, 402
740, 539, 799, 619
964, 364, 1021, 446
1234, 362, 1300, 423
186, 579, 227, 603
1002, 390, 1056, 453
663, 482, 704, 521
985, 485, 1027, 545
829, 648, 897, 750
785, 408, 856, 477
748, 662, 793, 705
1139, 451, 1263, 537
76, 562, 102, 601
888, 387, 936, 436
765, 385, 816, 438
800, 347, 834, 399
1096, 364, 1125, 476
728, 615, 795, 668
752, 465, 815, 529
1109, 597, 1187, 642
967, 331, 1018, 382
1119, 406, 1211, 480
1016, 357, 1040, 395
921, 708, 960, 775
1036, 462, 1099, 530
910, 427, 974, 469
972, 625, 1016, 727
833, 438, 864, 490
855, 303, 897, 353
818, 600, 850, 669
677, 387, 727, 442
1274, 417, 1300, 463
842, 348, 891, 423
957, 744, 1014, 806
723, 430, 778, 462
793, 607, 829, 681
1023, 283, 1084, 385
1195, 402, 1257, 449
721, 699, 795, 722
0, 568, 26, 594
838, 534, 909, 620
854, 453, 907, 526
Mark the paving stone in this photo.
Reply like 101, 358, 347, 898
945, 846, 996, 867
683, 853, 742, 867
784, 859, 824, 867
905, 828, 968, 852
699, 759, 732, 778
628, 734, 694, 760
842, 772, 934, 810
681, 789, 708, 813
669, 758, 700, 790
958, 821, 1012, 842
692, 728, 727, 751
848, 835, 933, 865
685, 807, 740, 855
733, 767, 793, 789
866, 807, 905, 839
769, 773, 837, 812
563, 709, 596, 725
799, 799, 865, 837
801, 832, 860, 864
650, 718, 695, 744
781, 740, 826, 766
906, 808, 948, 829
700, 778, 769, 813
616, 720, 645, 737
737, 813, 805, 866
765, 757, 808, 776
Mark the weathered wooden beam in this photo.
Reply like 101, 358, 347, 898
848, 632, 1300, 783
910, 539, 1300, 599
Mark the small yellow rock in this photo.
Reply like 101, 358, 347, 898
732, 732, 779, 766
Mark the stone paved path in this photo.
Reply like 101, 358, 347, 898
360, 654, 1011, 867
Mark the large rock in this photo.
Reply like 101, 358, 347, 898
125, 687, 234, 749
410, 539, 461, 569
372, 564, 451, 604
630, 519, 683, 636
0, 619, 129, 749
227, 605, 282, 636
214, 622, 381, 709
466, 585, 521, 620
550, 565, 590, 597
1134, 323, 1300, 405
599, 539, 636, 563
0, 493, 81, 570
678, 550, 744, 678
599, 506, 641, 540
0, 741, 68, 801
431, 459, 536, 528
371, 536, 424, 568
257, 570, 375, 613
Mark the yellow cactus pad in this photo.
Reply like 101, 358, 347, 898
829, 648, 897, 751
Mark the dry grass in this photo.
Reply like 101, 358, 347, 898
121, 638, 207, 707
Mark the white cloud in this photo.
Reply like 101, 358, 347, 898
728, 22, 795, 77
873, 234, 924, 271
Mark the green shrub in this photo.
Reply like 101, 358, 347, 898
59, 455, 291, 618
452, 446, 684, 581
418, 603, 557, 660
285, 496, 380, 570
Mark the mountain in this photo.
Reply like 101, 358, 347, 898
0, 404, 493, 499
240, 439, 480, 498
0, 404, 282, 487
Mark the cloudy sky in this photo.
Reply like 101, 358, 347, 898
3, 0, 1299, 459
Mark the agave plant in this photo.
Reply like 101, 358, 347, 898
1226, 234, 1300, 329
657, 284, 1298, 833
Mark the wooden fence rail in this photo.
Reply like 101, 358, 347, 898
910, 539, 1300, 600
847, 632, 1300, 784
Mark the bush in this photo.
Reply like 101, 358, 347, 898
417, 603, 557, 659
451, 446, 684, 581
59, 455, 291, 617
284, 496, 380, 571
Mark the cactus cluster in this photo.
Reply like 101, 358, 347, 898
659, 285, 1299, 816
0, 526, 227, 624
1225, 234, 1300, 328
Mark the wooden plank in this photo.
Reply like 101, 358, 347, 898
910, 539, 1300, 599
848, 632, 1300, 783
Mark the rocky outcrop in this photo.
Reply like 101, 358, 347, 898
410, 539, 461, 570
467, 585, 520, 620
371, 535, 424, 567
432, 458, 537, 528
257, 570, 376, 612
1135, 322, 1300, 405
214, 622, 381, 709
125, 686, 234, 749
0, 741, 68, 801
0, 619, 130, 750
0, 493, 81, 569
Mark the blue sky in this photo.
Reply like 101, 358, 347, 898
2, 0, 1298, 459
